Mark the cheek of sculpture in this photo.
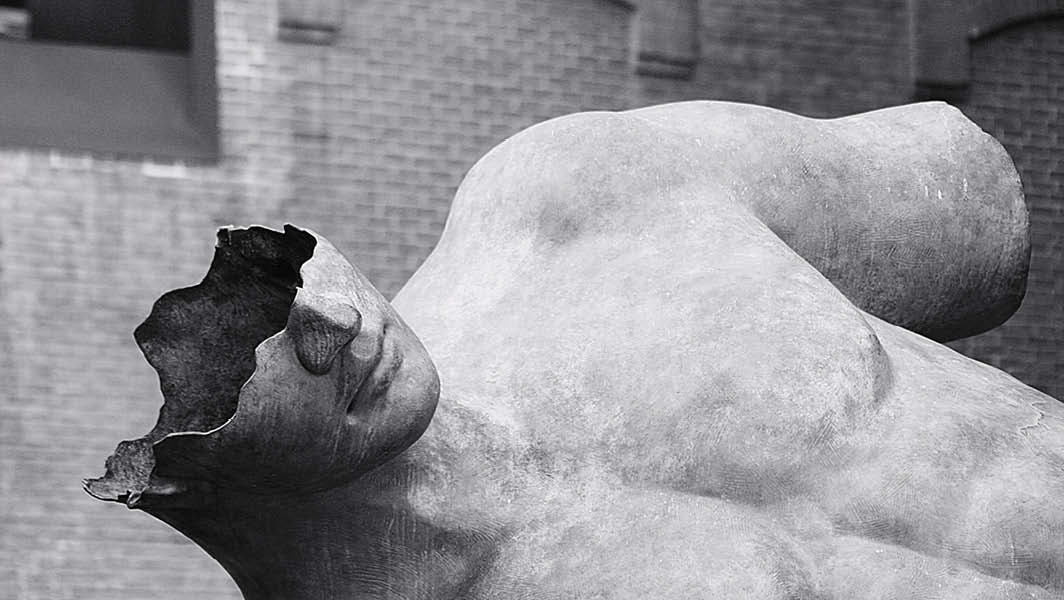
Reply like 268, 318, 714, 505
157, 312, 440, 493
345, 322, 441, 464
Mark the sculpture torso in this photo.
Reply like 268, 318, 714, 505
89, 102, 1061, 599
392, 104, 1058, 598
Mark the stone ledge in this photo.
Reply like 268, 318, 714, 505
278, 0, 342, 45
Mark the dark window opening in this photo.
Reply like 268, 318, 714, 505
0, 0, 217, 161
0, 1, 188, 51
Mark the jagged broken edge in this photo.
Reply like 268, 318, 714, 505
83, 224, 317, 510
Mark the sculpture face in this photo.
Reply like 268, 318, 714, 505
86, 225, 439, 502
88, 102, 1063, 599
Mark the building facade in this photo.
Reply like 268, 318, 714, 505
0, 1, 1060, 597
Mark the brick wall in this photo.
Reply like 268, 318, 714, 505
2, 1, 1061, 598
947, 18, 1064, 398
0, 1, 660, 597
691, 0, 911, 115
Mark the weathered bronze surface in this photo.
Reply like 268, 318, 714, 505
89, 102, 1059, 599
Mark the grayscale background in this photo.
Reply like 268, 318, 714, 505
0, 1, 1060, 597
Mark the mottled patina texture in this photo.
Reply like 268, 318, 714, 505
89, 102, 1057, 599
630, 101, 1028, 341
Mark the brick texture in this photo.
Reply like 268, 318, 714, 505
0, 1, 1060, 598
948, 18, 1064, 398
689, 0, 912, 115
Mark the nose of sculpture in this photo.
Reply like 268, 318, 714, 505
287, 288, 362, 375
85, 224, 440, 505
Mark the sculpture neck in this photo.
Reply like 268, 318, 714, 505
147, 402, 510, 600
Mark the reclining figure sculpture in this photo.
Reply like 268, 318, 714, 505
88, 101, 1062, 599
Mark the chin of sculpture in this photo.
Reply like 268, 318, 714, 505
88, 101, 1063, 599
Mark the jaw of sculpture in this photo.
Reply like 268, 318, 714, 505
87, 101, 1064, 599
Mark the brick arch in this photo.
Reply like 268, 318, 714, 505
911, 0, 1064, 93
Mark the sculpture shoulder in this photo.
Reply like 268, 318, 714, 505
407, 100, 1027, 342
440, 108, 727, 252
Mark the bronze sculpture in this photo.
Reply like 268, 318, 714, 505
88, 102, 1060, 598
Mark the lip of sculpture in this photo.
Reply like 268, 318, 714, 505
345, 322, 402, 417
85, 224, 440, 506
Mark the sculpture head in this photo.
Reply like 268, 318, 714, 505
86, 225, 440, 505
